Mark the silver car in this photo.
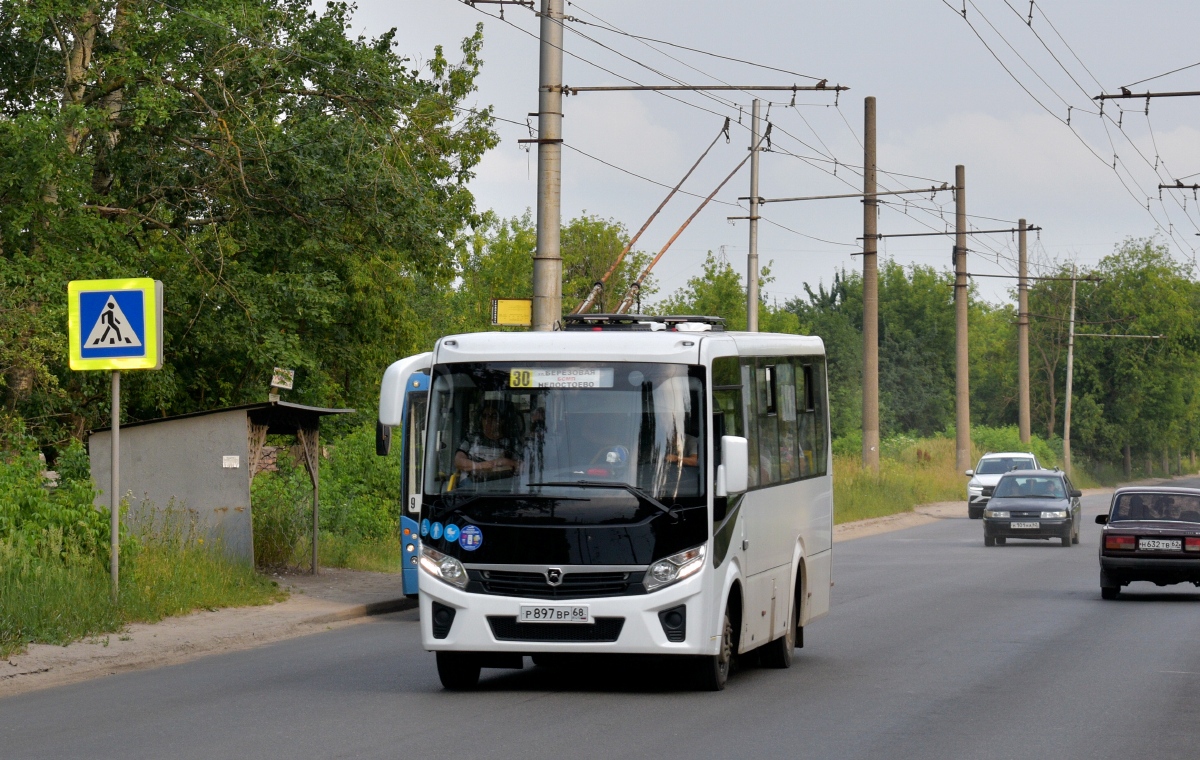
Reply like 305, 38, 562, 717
965, 452, 1041, 519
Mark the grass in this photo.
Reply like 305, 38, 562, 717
834, 437, 967, 524
832, 435, 1200, 525
315, 533, 401, 573
0, 539, 284, 659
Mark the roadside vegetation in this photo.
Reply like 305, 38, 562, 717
0, 428, 281, 658
251, 422, 404, 573
834, 426, 1065, 524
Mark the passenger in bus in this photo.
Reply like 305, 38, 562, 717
455, 402, 521, 480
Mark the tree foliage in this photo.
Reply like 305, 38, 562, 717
0, 0, 497, 443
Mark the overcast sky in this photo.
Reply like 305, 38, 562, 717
347, 0, 1200, 307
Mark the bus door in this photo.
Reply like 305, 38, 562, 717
400, 373, 429, 597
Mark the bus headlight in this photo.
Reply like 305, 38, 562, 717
419, 544, 468, 589
645, 545, 706, 592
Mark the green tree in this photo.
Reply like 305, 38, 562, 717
0, 0, 497, 443
656, 252, 798, 333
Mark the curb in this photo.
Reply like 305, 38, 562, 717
303, 597, 418, 625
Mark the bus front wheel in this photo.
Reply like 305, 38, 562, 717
436, 651, 481, 690
695, 607, 733, 691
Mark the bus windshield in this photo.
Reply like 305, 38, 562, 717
424, 362, 705, 502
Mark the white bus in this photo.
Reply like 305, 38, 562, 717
377, 314, 832, 690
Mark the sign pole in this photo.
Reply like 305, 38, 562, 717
67, 277, 163, 604
110, 369, 120, 603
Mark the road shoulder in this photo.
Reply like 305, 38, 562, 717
1, 568, 414, 699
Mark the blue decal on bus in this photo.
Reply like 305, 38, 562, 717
444, 524, 461, 543
459, 525, 483, 551
420, 518, 430, 537
429, 522, 443, 540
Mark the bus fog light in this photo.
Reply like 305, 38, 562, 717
645, 545, 706, 592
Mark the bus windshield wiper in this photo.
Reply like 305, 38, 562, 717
526, 481, 674, 516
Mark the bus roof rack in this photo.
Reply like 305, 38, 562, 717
563, 314, 726, 332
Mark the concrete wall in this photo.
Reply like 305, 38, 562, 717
89, 411, 253, 563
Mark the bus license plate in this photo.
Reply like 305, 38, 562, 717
1010, 521, 1040, 529
518, 604, 591, 624
1139, 538, 1181, 552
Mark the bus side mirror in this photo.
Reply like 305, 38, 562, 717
716, 436, 748, 497
376, 421, 392, 456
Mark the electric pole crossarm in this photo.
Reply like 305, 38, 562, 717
1160, 183, 1200, 191
857, 226, 1041, 240
563, 84, 849, 94
1074, 333, 1164, 339
1095, 90, 1200, 100
967, 273, 1096, 281
745, 185, 951, 204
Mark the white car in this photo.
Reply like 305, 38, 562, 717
965, 452, 1041, 519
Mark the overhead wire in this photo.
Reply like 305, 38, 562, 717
1120, 59, 1200, 90
563, 1, 824, 82
993, 1, 1200, 243
940, 0, 1197, 255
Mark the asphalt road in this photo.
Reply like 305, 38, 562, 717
5, 483, 1200, 760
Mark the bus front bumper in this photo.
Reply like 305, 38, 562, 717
418, 571, 713, 656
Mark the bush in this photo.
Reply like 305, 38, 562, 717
969, 425, 1060, 468
320, 422, 401, 540
250, 456, 311, 567
249, 421, 402, 568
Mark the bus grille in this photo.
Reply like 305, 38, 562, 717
472, 570, 641, 599
487, 616, 625, 642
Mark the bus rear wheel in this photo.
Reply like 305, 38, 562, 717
436, 651, 481, 690
695, 607, 733, 691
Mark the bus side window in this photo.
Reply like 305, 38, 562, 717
711, 356, 743, 508
776, 362, 798, 480
741, 360, 759, 488
796, 364, 815, 475
811, 359, 829, 476
404, 393, 428, 512
710, 355, 739, 521
755, 359, 781, 485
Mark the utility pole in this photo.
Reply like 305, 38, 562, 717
1018, 219, 1031, 444
746, 99, 761, 332
532, 0, 564, 331
954, 165, 970, 472
862, 96, 879, 472
1063, 264, 1077, 475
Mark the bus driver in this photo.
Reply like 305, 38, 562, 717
454, 402, 521, 480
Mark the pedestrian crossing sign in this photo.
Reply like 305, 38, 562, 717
68, 278, 164, 370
